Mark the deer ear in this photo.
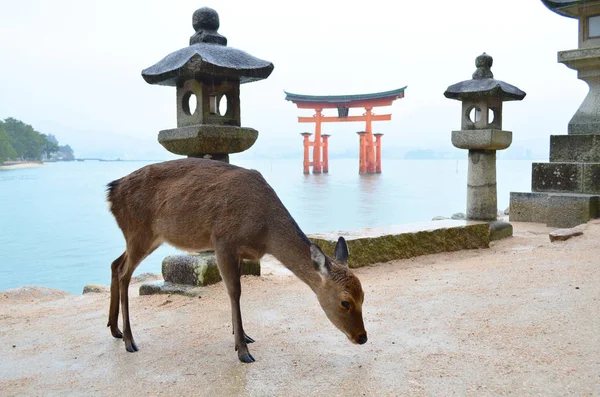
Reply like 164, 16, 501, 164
334, 236, 349, 265
310, 244, 331, 275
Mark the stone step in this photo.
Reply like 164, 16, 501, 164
532, 162, 600, 194
550, 135, 600, 163
510, 192, 599, 228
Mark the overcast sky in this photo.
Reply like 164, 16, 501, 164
0, 0, 585, 159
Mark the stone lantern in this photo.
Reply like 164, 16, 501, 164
138, 7, 273, 296
510, 1, 600, 228
142, 7, 274, 162
444, 53, 526, 237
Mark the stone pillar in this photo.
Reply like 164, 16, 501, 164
467, 150, 497, 220
445, 53, 526, 240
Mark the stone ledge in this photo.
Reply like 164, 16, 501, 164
309, 220, 490, 268
139, 281, 204, 297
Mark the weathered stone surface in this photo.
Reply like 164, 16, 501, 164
509, 192, 548, 223
532, 163, 583, 193
158, 125, 258, 157
489, 220, 513, 241
163, 254, 221, 286
309, 220, 490, 268
550, 135, 600, 163
583, 163, 600, 194
162, 253, 260, 287
139, 281, 203, 297
549, 228, 584, 242
467, 150, 498, 221
190, 7, 227, 46
451, 129, 512, 150
141, 7, 274, 87
510, 191, 599, 227
82, 284, 109, 294
131, 272, 162, 283
547, 194, 599, 228
444, 54, 526, 102
558, 47, 600, 135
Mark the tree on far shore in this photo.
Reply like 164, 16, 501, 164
0, 118, 69, 163
0, 124, 17, 163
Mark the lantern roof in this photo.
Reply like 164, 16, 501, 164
540, 0, 599, 18
444, 53, 526, 102
142, 7, 274, 86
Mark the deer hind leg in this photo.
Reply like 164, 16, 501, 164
215, 246, 255, 363
120, 238, 160, 353
108, 252, 126, 338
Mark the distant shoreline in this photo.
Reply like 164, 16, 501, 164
0, 161, 45, 170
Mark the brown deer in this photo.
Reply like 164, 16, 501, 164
106, 158, 367, 363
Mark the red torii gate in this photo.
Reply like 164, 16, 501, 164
285, 87, 406, 174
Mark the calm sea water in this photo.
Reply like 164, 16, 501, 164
0, 158, 535, 294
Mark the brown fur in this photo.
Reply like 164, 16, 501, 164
106, 158, 367, 363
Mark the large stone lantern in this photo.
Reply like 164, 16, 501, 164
510, 1, 600, 228
142, 7, 273, 162
444, 53, 526, 234
138, 7, 273, 296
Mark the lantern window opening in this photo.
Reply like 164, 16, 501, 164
468, 106, 483, 124
588, 14, 600, 38
182, 91, 198, 116
218, 95, 228, 116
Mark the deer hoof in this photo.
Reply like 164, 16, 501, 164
111, 329, 123, 339
125, 341, 139, 352
244, 333, 255, 344
238, 352, 255, 363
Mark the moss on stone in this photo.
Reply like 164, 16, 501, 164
312, 223, 490, 268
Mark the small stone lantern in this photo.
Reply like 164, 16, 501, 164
444, 54, 526, 235
142, 7, 274, 162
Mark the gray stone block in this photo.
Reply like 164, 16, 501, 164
162, 253, 260, 287
583, 163, 600, 194
547, 194, 599, 228
532, 163, 583, 193
139, 281, 203, 297
82, 284, 109, 294
489, 220, 513, 241
550, 135, 600, 163
509, 192, 548, 223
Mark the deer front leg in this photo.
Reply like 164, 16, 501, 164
216, 248, 254, 363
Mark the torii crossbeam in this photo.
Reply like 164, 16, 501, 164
285, 87, 406, 174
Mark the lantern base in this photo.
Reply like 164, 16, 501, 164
158, 124, 258, 157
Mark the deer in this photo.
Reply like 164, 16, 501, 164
106, 157, 367, 363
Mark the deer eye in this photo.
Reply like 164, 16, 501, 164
341, 301, 351, 310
